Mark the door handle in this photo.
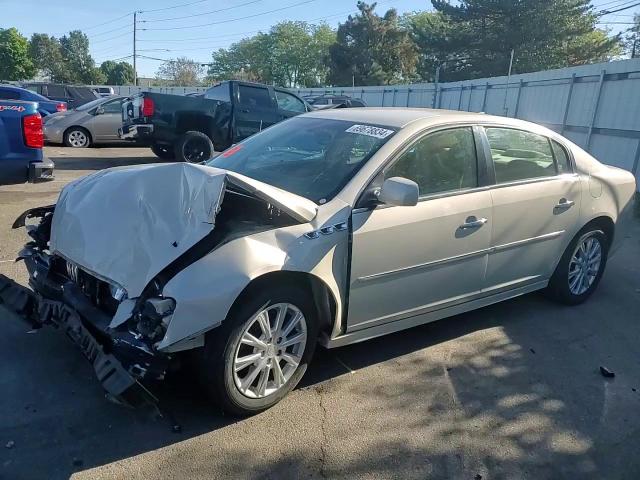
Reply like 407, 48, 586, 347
555, 198, 575, 210
459, 216, 488, 229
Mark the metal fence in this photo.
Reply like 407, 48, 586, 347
295, 59, 640, 186
106, 59, 640, 186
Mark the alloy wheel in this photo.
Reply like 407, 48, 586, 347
232, 303, 307, 399
67, 130, 88, 147
568, 234, 602, 295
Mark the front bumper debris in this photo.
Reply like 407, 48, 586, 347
0, 245, 170, 407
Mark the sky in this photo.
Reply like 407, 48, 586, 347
1, 0, 638, 78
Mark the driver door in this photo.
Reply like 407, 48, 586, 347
347, 127, 493, 332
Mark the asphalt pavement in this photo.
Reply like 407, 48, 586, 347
1, 146, 639, 480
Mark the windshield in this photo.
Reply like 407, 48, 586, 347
208, 117, 396, 203
75, 98, 107, 111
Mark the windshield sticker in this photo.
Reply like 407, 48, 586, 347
0, 105, 25, 112
222, 144, 243, 157
345, 124, 394, 139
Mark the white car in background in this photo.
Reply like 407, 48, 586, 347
0, 108, 635, 415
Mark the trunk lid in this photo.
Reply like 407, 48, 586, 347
50, 163, 317, 298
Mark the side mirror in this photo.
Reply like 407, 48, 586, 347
95, 106, 105, 115
377, 177, 419, 207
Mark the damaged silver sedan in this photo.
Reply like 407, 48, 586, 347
0, 109, 636, 415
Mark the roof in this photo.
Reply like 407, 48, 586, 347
304, 107, 481, 128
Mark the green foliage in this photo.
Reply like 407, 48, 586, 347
208, 21, 336, 87
624, 14, 639, 58
329, 2, 418, 86
60, 31, 104, 84
0, 28, 35, 81
424, 0, 622, 81
29, 33, 66, 81
100, 60, 135, 85
156, 57, 204, 86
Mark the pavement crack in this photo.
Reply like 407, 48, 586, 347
315, 385, 329, 479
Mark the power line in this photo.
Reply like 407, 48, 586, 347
140, 0, 318, 31
140, 0, 210, 14
599, 0, 640, 15
140, 0, 263, 23
82, 12, 134, 31
90, 30, 133, 45
85, 22, 132, 39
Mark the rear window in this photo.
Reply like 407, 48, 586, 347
205, 84, 230, 102
238, 85, 271, 109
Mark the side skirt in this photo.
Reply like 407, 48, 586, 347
321, 280, 548, 349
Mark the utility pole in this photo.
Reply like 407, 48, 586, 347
503, 49, 515, 116
133, 11, 137, 86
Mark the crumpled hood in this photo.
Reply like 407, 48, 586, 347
50, 162, 317, 298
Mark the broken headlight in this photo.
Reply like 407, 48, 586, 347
109, 282, 128, 302
135, 297, 176, 342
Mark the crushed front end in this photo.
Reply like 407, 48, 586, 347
0, 206, 172, 407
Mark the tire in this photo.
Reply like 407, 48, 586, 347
197, 284, 319, 416
546, 227, 609, 305
150, 143, 175, 160
175, 131, 214, 163
63, 127, 91, 148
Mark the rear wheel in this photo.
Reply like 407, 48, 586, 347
175, 131, 214, 163
150, 143, 175, 160
546, 227, 609, 305
64, 127, 91, 148
197, 284, 318, 416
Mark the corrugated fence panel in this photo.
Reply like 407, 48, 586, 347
101, 58, 640, 186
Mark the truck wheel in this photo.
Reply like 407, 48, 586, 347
150, 144, 175, 160
197, 284, 319, 416
64, 127, 91, 148
175, 131, 214, 163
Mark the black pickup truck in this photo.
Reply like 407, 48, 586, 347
119, 80, 311, 162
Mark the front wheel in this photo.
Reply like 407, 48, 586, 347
546, 228, 609, 305
175, 131, 214, 163
197, 284, 318, 416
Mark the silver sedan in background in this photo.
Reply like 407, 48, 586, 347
43, 96, 125, 147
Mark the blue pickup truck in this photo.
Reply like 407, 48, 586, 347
0, 100, 54, 186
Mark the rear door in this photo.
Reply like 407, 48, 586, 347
232, 83, 279, 142
481, 126, 581, 292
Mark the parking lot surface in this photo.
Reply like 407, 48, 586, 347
1, 147, 639, 480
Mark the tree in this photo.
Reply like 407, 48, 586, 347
60, 30, 104, 84
329, 2, 418, 86
624, 14, 639, 58
100, 60, 134, 85
29, 33, 66, 81
207, 21, 336, 87
428, 0, 621, 81
156, 57, 204, 86
0, 28, 35, 80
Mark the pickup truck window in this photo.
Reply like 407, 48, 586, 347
208, 116, 396, 203
205, 84, 230, 102
275, 90, 306, 113
238, 85, 271, 109
47, 85, 66, 98
0, 89, 20, 100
